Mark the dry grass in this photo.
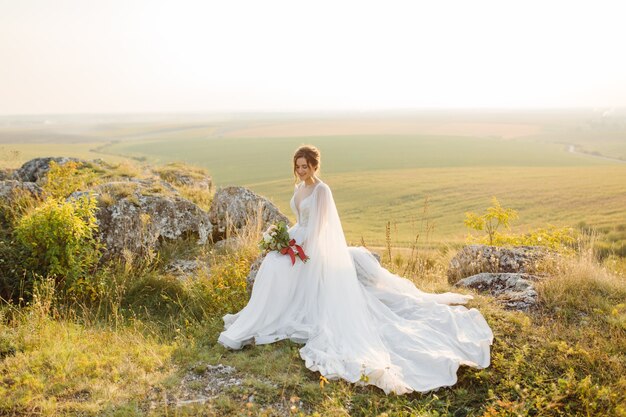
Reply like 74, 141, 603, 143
177, 184, 213, 211
106, 161, 143, 179
0, 280, 174, 416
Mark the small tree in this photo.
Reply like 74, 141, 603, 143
464, 197, 519, 246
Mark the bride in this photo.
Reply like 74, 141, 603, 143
218, 145, 493, 394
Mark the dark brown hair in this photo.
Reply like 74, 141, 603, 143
293, 145, 321, 182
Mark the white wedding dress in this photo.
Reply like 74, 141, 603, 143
218, 179, 493, 394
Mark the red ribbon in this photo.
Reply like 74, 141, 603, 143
279, 239, 309, 265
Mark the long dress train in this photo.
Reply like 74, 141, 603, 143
218, 179, 493, 394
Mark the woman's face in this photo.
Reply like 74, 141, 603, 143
295, 157, 314, 182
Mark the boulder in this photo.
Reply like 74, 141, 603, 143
0, 180, 44, 202
447, 244, 551, 285
0, 169, 14, 181
208, 186, 290, 241
13, 157, 85, 182
72, 182, 212, 260
455, 272, 540, 310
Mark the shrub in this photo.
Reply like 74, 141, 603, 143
465, 197, 578, 254
15, 194, 102, 293
485, 225, 577, 254
0, 188, 41, 301
41, 160, 99, 199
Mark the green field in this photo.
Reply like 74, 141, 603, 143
1, 111, 625, 246
98, 133, 626, 246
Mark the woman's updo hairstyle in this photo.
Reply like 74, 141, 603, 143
293, 145, 321, 183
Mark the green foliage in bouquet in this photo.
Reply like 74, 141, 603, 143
259, 221, 291, 252
15, 194, 102, 292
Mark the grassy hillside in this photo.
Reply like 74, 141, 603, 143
0, 156, 624, 415
1, 220, 625, 416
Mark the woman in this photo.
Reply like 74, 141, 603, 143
218, 145, 493, 394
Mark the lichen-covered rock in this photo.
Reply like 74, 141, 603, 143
0, 180, 44, 202
455, 272, 540, 310
447, 244, 551, 285
208, 186, 290, 241
166, 259, 209, 281
71, 182, 212, 260
13, 157, 85, 182
153, 163, 213, 191
0, 168, 14, 181
246, 255, 265, 293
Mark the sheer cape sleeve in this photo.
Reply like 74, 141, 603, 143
305, 181, 472, 306
297, 182, 413, 392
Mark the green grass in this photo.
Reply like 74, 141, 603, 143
96, 134, 626, 246
0, 143, 132, 169
0, 153, 625, 415
251, 165, 626, 247
3, 235, 624, 416
102, 134, 610, 185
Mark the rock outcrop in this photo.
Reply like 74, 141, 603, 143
12, 157, 85, 182
455, 272, 540, 310
208, 186, 290, 240
153, 163, 213, 192
8, 157, 291, 265
447, 244, 550, 285
0, 169, 14, 181
69, 181, 212, 260
0, 180, 44, 203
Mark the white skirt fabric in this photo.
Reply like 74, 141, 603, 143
218, 225, 493, 394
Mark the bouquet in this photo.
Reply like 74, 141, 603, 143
259, 221, 309, 265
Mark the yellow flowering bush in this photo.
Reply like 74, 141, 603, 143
15, 194, 102, 291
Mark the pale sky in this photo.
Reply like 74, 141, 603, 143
1, 0, 625, 114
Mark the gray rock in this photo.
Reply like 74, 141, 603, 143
455, 272, 540, 310
13, 157, 84, 182
72, 182, 212, 260
246, 255, 265, 293
208, 186, 290, 241
0, 168, 14, 181
447, 244, 551, 285
166, 259, 209, 281
0, 180, 44, 202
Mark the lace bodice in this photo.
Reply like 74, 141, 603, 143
290, 182, 319, 227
